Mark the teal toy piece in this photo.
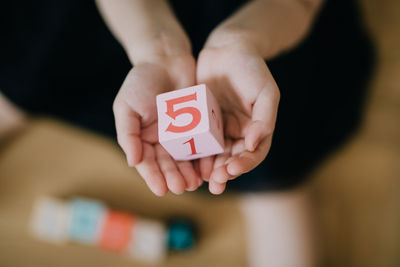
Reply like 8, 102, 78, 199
167, 220, 195, 250
68, 198, 105, 244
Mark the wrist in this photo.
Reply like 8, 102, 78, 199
204, 26, 265, 58
126, 30, 192, 65
127, 32, 195, 88
203, 0, 322, 60
97, 0, 193, 65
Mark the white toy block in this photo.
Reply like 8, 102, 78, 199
128, 219, 167, 263
157, 84, 224, 160
30, 196, 69, 243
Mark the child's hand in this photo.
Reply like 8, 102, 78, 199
113, 56, 204, 196
197, 45, 280, 194
193, 0, 321, 194
98, 0, 208, 196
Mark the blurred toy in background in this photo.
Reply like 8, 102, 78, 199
30, 196, 195, 263
167, 220, 195, 251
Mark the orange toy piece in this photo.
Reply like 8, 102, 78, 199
99, 210, 135, 253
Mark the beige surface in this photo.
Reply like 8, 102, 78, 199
311, 0, 400, 266
0, 120, 247, 267
0, 0, 399, 266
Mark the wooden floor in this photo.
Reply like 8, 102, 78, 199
0, 1, 398, 267
311, 0, 400, 266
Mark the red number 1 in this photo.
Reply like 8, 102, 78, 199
183, 138, 199, 155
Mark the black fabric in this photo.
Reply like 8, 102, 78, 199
228, 0, 376, 191
1, 1, 130, 135
0, 0, 375, 191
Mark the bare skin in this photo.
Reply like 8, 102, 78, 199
96, 0, 322, 195
96, 3, 323, 265
0, 1, 323, 265
0, 92, 26, 141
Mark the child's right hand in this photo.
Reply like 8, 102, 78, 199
113, 55, 205, 196
97, 0, 209, 196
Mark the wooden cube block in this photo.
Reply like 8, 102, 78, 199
67, 198, 106, 244
30, 196, 69, 243
157, 84, 224, 160
128, 219, 167, 263
99, 210, 135, 253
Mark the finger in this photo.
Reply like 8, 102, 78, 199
198, 178, 204, 188
246, 86, 280, 152
209, 166, 231, 184
113, 99, 142, 166
224, 113, 242, 139
214, 139, 245, 182
140, 122, 158, 144
199, 156, 214, 181
208, 178, 226, 195
155, 144, 186, 195
211, 159, 242, 183
193, 159, 201, 177
231, 139, 246, 156
176, 161, 201, 191
209, 139, 233, 184
227, 137, 272, 176
136, 143, 168, 196
193, 160, 204, 187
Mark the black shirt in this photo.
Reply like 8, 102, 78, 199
0, 0, 374, 191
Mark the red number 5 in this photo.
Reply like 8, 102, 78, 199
165, 92, 201, 133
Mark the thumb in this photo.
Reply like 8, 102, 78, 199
245, 86, 280, 152
113, 98, 143, 166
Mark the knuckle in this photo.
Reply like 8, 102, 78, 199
116, 135, 124, 148
264, 122, 276, 136
271, 86, 281, 103
112, 98, 122, 114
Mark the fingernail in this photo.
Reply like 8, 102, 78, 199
225, 157, 235, 165
152, 188, 167, 197
246, 142, 255, 152
126, 155, 133, 166
185, 182, 198, 191
198, 178, 204, 187
172, 189, 184, 195
252, 138, 262, 151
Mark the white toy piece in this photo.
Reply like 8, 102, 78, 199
30, 196, 70, 243
157, 84, 224, 160
129, 219, 167, 262
29, 196, 169, 263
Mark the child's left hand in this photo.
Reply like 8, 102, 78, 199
196, 43, 280, 194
